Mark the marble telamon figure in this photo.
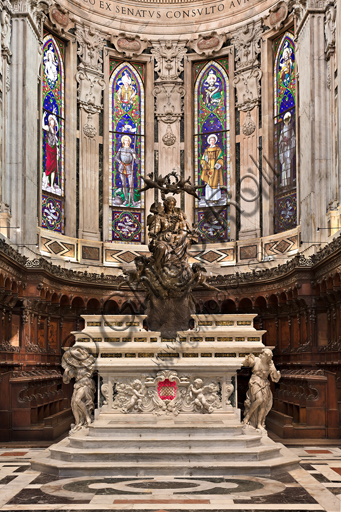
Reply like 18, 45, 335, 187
243, 348, 281, 432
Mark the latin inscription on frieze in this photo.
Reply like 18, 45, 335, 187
78, 0, 261, 23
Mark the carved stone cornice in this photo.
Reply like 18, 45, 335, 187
292, 0, 328, 36
11, 0, 49, 38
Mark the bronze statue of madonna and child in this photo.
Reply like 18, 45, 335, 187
119, 171, 220, 336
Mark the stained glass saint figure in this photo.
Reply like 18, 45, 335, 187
200, 134, 224, 202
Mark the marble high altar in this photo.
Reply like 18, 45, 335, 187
32, 179, 299, 476
31, 313, 299, 476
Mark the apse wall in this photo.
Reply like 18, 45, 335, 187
0, 0, 339, 274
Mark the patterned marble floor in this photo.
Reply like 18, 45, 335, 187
0, 446, 341, 511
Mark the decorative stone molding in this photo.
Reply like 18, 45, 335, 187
268, 1, 289, 30
83, 115, 97, 138
233, 67, 262, 112
48, 2, 74, 34
232, 20, 263, 71
76, 24, 107, 73
112, 370, 222, 416
153, 83, 185, 124
111, 33, 148, 58
162, 124, 176, 146
1, 9, 11, 63
151, 40, 187, 82
189, 31, 226, 56
75, 68, 105, 136
324, 3, 335, 59
232, 21, 263, 112
241, 111, 256, 136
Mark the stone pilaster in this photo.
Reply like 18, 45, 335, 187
294, 0, 332, 246
151, 40, 187, 207
323, 2, 338, 229
232, 21, 263, 240
75, 24, 106, 241
5, 0, 45, 246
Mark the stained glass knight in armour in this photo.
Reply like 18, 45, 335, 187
114, 135, 139, 207
200, 134, 224, 203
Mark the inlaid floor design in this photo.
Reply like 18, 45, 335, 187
0, 446, 341, 511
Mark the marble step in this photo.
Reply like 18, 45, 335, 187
31, 442, 299, 477
89, 424, 244, 438
69, 434, 263, 450
49, 444, 281, 463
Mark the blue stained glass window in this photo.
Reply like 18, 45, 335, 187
41, 33, 65, 233
109, 62, 145, 243
274, 32, 297, 233
194, 60, 230, 243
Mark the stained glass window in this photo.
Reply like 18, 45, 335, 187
109, 62, 145, 243
274, 32, 297, 233
194, 60, 230, 243
41, 33, 65, 233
